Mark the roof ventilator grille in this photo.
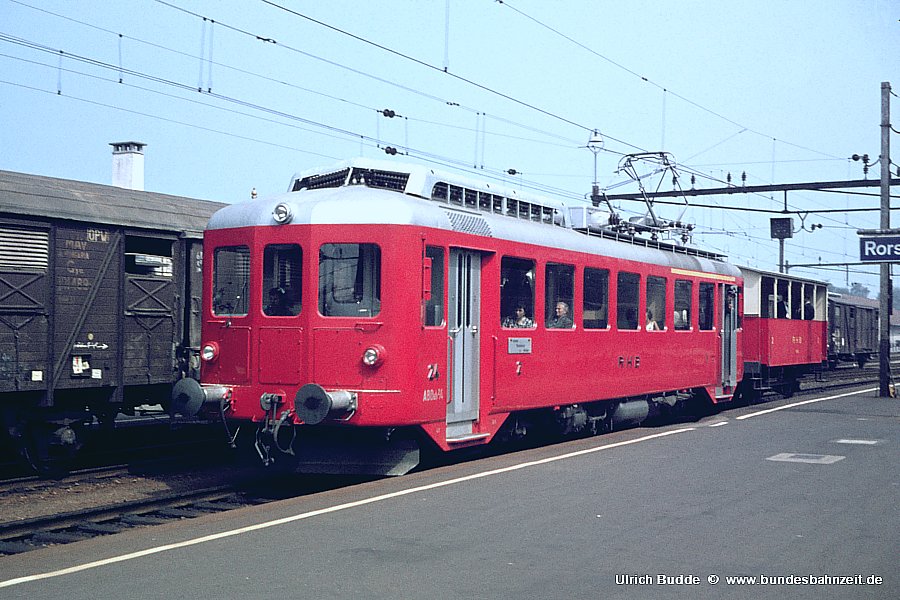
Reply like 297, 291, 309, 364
293, 168, 350, 192
346, 168, 409, 191
445, 210, 492, 237
293, 168, 410, 193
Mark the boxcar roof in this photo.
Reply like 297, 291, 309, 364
0, 170, 225, 238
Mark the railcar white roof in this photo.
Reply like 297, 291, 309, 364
209, 159, 740, 279
737, 264, 827, 287
287, 157, 562, 210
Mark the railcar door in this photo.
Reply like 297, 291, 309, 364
447, 249, 481, 436
720, 283, 739, 387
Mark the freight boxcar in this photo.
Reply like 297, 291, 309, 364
827, 293, 878, 368
0, 170, 224, 468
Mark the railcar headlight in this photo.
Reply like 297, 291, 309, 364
201, 342, 219, 362
272, 202, 293, 224
362, 344, 386, 366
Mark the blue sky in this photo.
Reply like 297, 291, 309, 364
1, 0, 898, 292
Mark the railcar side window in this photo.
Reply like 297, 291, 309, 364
616, 272, 640, 330
583, 268, 609, 329
545, 263, 575, 329
761, 276, 775, 318
213, 246, 250, 316
790, 281, 802, 319
425, 246, 445, 327
674, 280, 692, 330
646, 276, 666, 330
318, 243, 381, 317
802, 284, 816, 320
262, 244, 302, 316
776, 279, 789, 318
500, 257, 536, 328
698, 282, 714, 330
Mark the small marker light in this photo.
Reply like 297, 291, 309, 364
362, 344, 386, 366
201, 343, 219, 362
272, 202, 293, 224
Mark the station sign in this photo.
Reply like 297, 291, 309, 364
859, 235, 900, 262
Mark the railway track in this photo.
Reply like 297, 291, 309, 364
0, 482, 251, 555
0, 458, 374, 556
800, 362, 882, 395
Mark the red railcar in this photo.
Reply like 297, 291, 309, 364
738, 267, 827, 399
173, 159, 743, 474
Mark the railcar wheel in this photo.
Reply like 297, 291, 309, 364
23, 422, 83, 476
4, 412, 83, 476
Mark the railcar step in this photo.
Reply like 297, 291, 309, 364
446, 433, 491, 444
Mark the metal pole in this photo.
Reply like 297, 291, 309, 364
779, 239, 785, 273
879, 82, 892, 396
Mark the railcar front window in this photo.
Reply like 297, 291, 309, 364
213, 246, 250, 316
263, 244, 302, 316
319, 243, 381, 317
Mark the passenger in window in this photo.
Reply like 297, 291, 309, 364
803, 300, 815, 320
646, 308, 660, 331
548, 301, 573, 329
265, 287, 290, 316
503, 305, 534, 328
776, 296, 789, 319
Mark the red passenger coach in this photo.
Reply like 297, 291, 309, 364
738, 267, 827, 400
173, 159, 744, 475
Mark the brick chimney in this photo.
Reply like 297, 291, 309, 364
110, 141, 146, 190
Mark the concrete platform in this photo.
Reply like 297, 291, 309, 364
1, 386, 896, 599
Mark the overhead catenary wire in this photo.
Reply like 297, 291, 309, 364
2, 0, 888, 285
494, 0, 844, 162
